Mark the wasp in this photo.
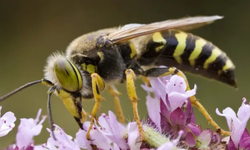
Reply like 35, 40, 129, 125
0, 16, 236, 140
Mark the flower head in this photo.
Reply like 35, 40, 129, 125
0, 106, 16, 137
216, 97, 250, 149
16, 109, 46, 149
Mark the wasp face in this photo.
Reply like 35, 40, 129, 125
44, 53, 83, 93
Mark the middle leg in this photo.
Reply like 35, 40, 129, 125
125, 69, 145, 141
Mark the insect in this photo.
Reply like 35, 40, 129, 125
0, 15, 236, 140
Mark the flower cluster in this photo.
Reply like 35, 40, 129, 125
0, 75, 250, 150
142, 75, 222, 149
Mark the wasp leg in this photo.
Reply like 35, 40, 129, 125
86, 73, 105, 140
143, 67, 230, 136
125, 69, 145, 141
108, 85, 125, 124
141, 77, 151, 87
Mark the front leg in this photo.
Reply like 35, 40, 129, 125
86, 73, 105, 140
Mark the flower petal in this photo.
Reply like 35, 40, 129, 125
83, 122, 112, 150
127, 122, 142, 150
74, 129, 92, 150
146, 95, 161, 131
106, 111, 128, 149
46, 125, 80, 150
197, 129, 212, 147
170, 108, 186, 126
239, 136, 250, 149
166, 75, 186, 94
226, 137, 237, 150
16, 109, 45, 149
187, 123, 201, 136
0, 111, 16, 137
237, 98, 250, 125
185, 132, 196, 147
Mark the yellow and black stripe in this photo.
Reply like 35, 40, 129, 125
138, 30, 236, 87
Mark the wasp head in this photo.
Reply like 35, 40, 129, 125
44, 53, 83, 93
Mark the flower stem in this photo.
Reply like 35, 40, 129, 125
143, 125, 170, 147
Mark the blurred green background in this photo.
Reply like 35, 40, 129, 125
0, 0, 250, 148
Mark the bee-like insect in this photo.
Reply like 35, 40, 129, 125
0, 16, 235, 140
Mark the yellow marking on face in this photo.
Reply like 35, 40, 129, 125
129, 42, 137, 58
223, 59, 235, 71
97, 52, 104, 60
173, 32, 188, 64
56, 89, 79, 118
152, 32, 166, 52
81, 63, 96, 73
189, 38, 207, 66
204, 47, 222, 69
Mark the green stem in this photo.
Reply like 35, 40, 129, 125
143, 125, 170, 147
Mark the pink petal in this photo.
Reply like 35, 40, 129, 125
146, 95, 161, 131
1, 112, 16, 126
83, 122, 112, 150
237, 98, 250, 124
226, 137, 237, 150
46, 125, 80, 150
74, 130, 92, 150
168, 92, 188, 111
185, 132, 196, 147
106, 111, 128, 149
127, 122, 142, 150
216, 108, 237, 130
170, 108, 186, 126
197, 129, 212, 148
187, 123, 201, 136
0, 111, 16, 137
239, 136, 250, 149
166, 75, 187, 94
168, 85, 196, 112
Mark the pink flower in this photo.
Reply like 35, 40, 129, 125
45, 124, 80, 150
216, 97, 250, 149
0, 106, 16, 137
76, 111, 128, 150
165, 75, 197, 112
16, 109, 46, 149
142, 75, 197, 133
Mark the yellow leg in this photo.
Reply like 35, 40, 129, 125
141, 77, 151, 87
190, 97, 230, 135
144, 67, 230, 136
86, 73, 105, 140
108, 85, 125, 124
125, 69, 145, 141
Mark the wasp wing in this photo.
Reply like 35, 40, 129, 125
107, 16, 223, 44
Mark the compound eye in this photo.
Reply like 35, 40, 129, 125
54, 57, 82, 92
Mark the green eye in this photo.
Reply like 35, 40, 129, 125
54, 57, 82, 92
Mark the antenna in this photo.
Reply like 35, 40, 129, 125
0, 79, 53, 102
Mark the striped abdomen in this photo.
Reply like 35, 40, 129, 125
138, 30, 236, 87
